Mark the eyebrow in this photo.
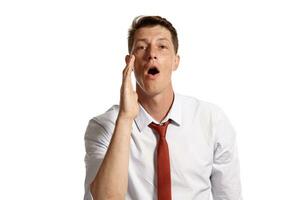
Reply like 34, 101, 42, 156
135, 37, 171, 43
157, 38, 170, 42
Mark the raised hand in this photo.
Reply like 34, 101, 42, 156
118, 55, 139, 120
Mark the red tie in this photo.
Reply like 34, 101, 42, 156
149, 120, 172, 200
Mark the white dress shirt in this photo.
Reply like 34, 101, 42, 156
84, 93, 242, 200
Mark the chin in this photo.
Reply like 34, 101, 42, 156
137, 80, 171, 97
143, 86, 169, 98
137, 84, 159, 97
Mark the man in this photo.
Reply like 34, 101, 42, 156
84, 16, 242, 200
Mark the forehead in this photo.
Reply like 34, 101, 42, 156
134, 25, 172, 42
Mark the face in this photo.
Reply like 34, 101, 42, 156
127, 25, 180, 97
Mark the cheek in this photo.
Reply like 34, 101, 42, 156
163, 59, 175, 71
132, 56, 145, 79
133, 52, 145, 61
133, 66, 143, 79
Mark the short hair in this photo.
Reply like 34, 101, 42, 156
128, 15, 179, 54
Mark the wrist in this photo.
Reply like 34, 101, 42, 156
117, 112, 135, 123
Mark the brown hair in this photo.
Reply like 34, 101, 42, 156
128, 15, 179, 54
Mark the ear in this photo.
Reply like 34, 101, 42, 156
125, 55, 131, 65
172, 54, 180, 71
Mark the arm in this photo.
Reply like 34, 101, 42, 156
90, 55, 139, 200
90, 116, 133, 200
210, 108, 242, 200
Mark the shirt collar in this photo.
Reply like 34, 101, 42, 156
134, 93, 182, 132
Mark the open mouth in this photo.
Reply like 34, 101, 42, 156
147, 67, 160, 75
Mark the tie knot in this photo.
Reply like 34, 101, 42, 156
148, 120, 171, 138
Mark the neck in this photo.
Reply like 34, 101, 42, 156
137, 85, 174, 123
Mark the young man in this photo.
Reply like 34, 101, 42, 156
84, 16, 242, 200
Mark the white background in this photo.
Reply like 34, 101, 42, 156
1, 0, 299, 199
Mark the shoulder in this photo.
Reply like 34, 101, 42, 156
87, 105, 120, 134
176, 93, 225, 119
177, 94, 235, 142
93, 105, 119, 124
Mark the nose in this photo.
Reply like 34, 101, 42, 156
146, 45, 158, 60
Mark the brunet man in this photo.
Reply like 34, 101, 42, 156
84, 16, 242, 200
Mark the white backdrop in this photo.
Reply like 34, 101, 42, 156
1, 0, 299, 199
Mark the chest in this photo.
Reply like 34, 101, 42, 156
129, 123, 214, 185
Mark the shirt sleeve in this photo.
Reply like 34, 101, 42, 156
210, 108, 243, 200
84, 118, 111, 200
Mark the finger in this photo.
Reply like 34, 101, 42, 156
127, 54, 135, 71
123, 55, 135, 79
122, 55, 135, 88
124, 54, 135, 73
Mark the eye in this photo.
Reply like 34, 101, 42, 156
159, 45, 167, 49
137, 46, 146, 50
